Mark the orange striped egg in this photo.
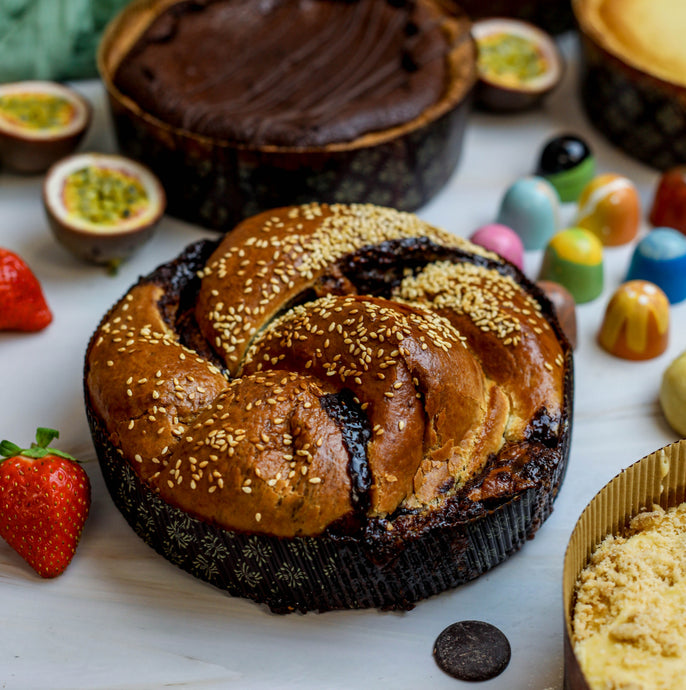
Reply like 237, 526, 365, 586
576, 173, 641, 246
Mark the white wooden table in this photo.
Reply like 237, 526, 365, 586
1, 35, 684, 689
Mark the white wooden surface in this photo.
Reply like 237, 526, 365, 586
1, 35, 684, 690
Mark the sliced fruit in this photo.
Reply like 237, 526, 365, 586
43, 152, 166, 272
0, 81, 91, 174
472, 18, 563, 112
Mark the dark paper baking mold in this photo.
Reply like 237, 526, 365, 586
97, 0, 477, 233
458, 0, 575, 35
575, 9, 686, 171
84, 238, 573, 614
90, 400, 570, 613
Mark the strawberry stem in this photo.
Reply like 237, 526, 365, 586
35, 427, 60, 448
0, 427, 77, 462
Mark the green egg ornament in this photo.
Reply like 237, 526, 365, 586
538, 227, 603, 304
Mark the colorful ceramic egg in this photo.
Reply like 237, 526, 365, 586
575, 173, 641, 246
496, 176, 560, 250
469, 223, 524, 269
626, 228, 686, 304
598, 281, 669, 360
536, 134, 596, 202
538, 227, 603, 303
537, 280, 577, 348
649, 166, 686, 236
660, 350, 686, 437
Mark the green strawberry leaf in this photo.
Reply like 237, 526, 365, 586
0, 427, 77, 463
0, 440, 22, 458
23, 447, 76, 460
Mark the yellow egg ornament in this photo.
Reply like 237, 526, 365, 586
661, 351, 686, 437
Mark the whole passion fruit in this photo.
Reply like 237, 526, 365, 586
0, 81, 91, 174
471, 18, 563, 112
43, 152, 166, 272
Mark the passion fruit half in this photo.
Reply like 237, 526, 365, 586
472, 18, 563, 112
43, 152, 166, 271
0, 81, 91, 174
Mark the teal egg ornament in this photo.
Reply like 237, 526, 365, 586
497, 176, 560, 250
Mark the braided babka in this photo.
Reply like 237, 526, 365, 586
85, 203, 573, 612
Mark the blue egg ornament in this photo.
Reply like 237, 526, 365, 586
626, 228, 686, 304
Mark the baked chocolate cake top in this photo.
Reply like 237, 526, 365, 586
112, 0, 456, 147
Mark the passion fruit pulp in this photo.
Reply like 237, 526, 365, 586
43, 152, 166, 271
0, 81, 91, 174
471, 18, 563, 112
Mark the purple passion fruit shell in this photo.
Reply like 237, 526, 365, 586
43, 152, 166, 269
472, 18, 563, 112
0, 81, 91, 174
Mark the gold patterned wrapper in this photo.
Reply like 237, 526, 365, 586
563, 439, 686, 690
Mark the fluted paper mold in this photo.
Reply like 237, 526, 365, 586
563, 440, 686, 689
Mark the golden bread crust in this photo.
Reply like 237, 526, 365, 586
85, 203, 569, 538
86, 283, 229, 483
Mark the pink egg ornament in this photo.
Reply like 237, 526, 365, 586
470, 223, 524, 270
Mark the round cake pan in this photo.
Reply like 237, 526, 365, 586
97, 0, 478, 232
563, 439, 686, 689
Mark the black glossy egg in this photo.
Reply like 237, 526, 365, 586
535, 134, 595, 202
537, 134, 591, 174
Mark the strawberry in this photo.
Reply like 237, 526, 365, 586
0, 427, 90, 578
0, 248, 52, 332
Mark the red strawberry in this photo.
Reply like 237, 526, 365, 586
0, 248, 52, 332
0, 428, 90, 578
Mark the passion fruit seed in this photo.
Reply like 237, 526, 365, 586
0, 94, 76, 130
477, 33, 547, 85
62, 166, 149, 226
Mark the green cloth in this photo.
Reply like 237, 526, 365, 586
0, 0, 131, 82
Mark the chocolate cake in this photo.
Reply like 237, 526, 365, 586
113, 0, 451, 147
84, 203, 573, 612
97, 0, 477, 230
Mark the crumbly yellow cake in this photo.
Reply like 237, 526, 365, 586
573, 504, 686, 690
